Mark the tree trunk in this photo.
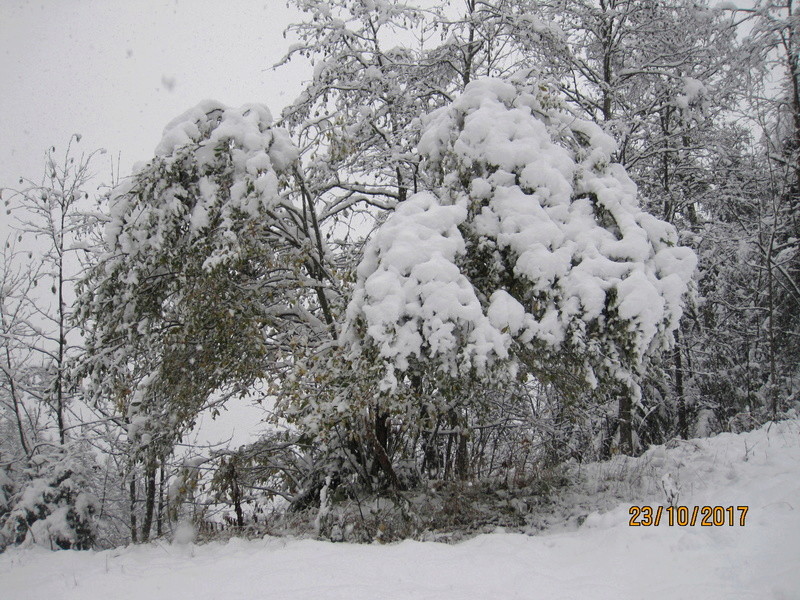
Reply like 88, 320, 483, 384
230, 458, 244, 528
675, 334, 687, 439
156, 464, 165, 537
369, 410, 402, 489
453, 410, 469, 480
129, 477, 138, 544
55, 249, 66, 446
618, 391, 633, 455
140, 459, 157, 542
455, 429, 469, 480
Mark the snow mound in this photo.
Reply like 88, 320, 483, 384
2, 419, 798, 599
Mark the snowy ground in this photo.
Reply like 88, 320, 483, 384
2, 419, 799, 600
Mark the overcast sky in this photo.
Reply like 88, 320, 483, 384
0, 0, 307, 197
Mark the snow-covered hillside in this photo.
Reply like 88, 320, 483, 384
2, 419, 798, 600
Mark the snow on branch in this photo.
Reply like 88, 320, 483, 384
346, 77, 697, 396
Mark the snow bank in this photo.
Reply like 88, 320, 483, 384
2, 419, 798, 600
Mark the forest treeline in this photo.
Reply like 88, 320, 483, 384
1, 0, 798, 549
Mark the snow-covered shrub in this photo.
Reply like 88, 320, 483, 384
0, 448, 98, 551
275, 78, 698, 497
349, 77, 696, 397
335, 77, 697, 466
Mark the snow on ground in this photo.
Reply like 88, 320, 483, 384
2, 419, 799, 600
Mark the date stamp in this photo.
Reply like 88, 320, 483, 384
629, 505, 749, 527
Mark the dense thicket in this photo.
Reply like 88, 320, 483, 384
1, 0, 797, 549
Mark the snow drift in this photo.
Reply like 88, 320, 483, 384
2, 419, 798, 600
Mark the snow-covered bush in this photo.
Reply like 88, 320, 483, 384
340, 77, 696, 460
0, 448, 97, 551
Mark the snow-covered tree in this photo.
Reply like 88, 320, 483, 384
0, 140, 104, 551
0, 243, 41, 463
3, 136, 103, 445
76, 101, 337, 541
288, 78, 696, 486
669, 0, 800, 427
280, 0, 437, 211
499, 0, 750, 440
279, 0, 565, 217
739, 0, 800, 416
0, 445, 97, 550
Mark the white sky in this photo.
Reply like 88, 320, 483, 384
0, 0, 307, 198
